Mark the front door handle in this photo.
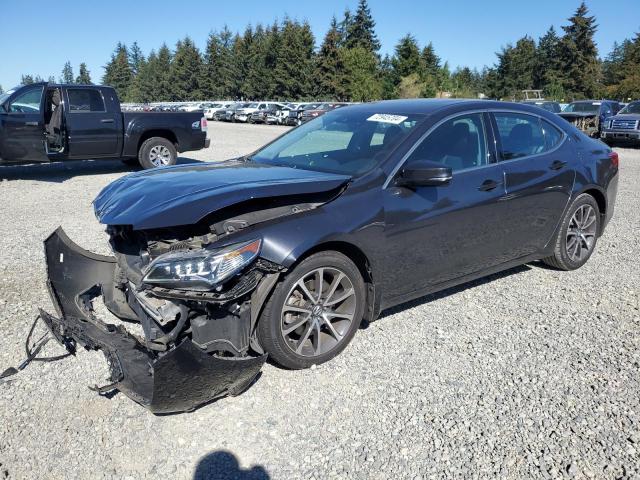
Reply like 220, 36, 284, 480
478, 179, 502, 192
550, 160, 567, 170
100, 118, 115, 123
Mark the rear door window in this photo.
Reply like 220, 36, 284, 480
67, 89, 106, 112
494, 113, 546, 160
541, 120, 564, 150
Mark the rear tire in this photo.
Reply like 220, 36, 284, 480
138, 137, 177, 169
257, 251, 366, 370
542, 193, 601, 270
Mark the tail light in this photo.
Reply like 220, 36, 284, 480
201, 117, 207, 132
609, 151, 619, 168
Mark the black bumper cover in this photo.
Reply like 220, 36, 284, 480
42, 228, 266, 413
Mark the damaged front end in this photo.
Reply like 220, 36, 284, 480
40, 227, 282, 413
558, 113, 600, 137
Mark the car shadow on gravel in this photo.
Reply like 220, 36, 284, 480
377, 264, 532, 321
0, 156, 203, 183
193, 450, 269, 479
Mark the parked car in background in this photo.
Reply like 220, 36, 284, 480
285, 103, 319, 126
181, 102, 215, 112
235, 102, 282, 123
521, 100, 562, 113
219, 102, 250, 122
40, 99, 618, 413
0, 83, 209, 169
301, 102, 346, 123
204, 102, 234, 120
558, 100, 622, 137
249, 103, 285, 124
601, 100, 640, 147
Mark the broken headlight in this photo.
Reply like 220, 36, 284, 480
142, 239, 261, 290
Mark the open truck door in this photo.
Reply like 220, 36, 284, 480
0, 83, 49, 163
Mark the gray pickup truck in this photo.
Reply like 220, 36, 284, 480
0, 83, 210, 169
601, 100, 640, 147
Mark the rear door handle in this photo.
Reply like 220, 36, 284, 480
100, 118, 115, 123
478, 179, 502, 192
550, 160, 567, 170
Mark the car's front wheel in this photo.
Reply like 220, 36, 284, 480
257, 251, 366, 369
543, 193, 601, 270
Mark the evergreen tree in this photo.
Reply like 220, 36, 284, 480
129, 50, 156, 102
493, 36, 537, 99
169, 37, 203, 100
392, 34, 422, 78
216, 27, 238, 98
602, 40, 631, 87
345, 0, 380, 53
61, 61, 74, 84
243, 24, 272, 99
103, 43, 134, 100
560, 2, 601, 99
535, 27, 564, 98
129, 41, 145, 76
202, 30, 224, 99
379, 54, 397, 99
156, 44, 173, 101
21, 75, 35, 85
75, 63, 92, 84
341, 46, 381, 101
47, 76, 56, 83
613, 32, 640, 100
338, 9, 353, 47
0, 85, 3, 94
315, 16, 345, 100
232, 28, 254, 98
273, 19, 315, 100
421, 43, 441, 77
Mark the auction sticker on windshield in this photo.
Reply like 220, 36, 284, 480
367, 114, 408, 124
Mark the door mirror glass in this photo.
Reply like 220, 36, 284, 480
396, 160, 452, 187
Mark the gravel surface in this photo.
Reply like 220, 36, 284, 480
0, 122, 638, 480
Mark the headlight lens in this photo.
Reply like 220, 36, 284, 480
142, 239, 261, 290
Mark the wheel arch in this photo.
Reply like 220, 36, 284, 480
280, 240, 380, 324
577, 185, 607, 234
137, 130, 179, 153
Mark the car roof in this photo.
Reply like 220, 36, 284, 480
340, 98, 519, 115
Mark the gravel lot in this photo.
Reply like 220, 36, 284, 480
0, 122, 638, 480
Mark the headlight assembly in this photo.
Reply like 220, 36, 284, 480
142, 239, 261, 290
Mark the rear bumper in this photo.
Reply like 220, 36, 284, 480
41, 228, 266, 413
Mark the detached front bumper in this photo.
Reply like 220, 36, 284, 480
41, 228, 266, 414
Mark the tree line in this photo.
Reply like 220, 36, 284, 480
8, 1, 640, 103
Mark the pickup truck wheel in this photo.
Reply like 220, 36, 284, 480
138, 137, 177, 169
257, 251, 366, 370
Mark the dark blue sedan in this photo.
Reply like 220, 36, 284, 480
40, 99, 619, 412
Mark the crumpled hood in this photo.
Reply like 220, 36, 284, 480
94, 161, 351, 230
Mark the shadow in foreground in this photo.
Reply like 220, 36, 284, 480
193, 451, 269, 480
377, 263, 532, 321
0, 156, 203, 182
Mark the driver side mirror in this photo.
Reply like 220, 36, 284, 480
395, 160, 452, 188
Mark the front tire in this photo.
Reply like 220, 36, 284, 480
138, 137, 177, 169
542, 193, 601, 270
257, 251, 366, 369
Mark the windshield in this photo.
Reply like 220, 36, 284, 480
251, 109, 424, 176
564, 102, 600, 113
619, 102, 640, 114
248, 103, 259, 108
303, 103, 320, 110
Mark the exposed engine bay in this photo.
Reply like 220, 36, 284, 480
559, 113, 599, 137
37, 192, 340, 413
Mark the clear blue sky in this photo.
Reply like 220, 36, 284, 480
1, 0, 638, 89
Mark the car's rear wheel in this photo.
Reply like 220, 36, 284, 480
542, 193, 601, 270
257, 251, 366, 369
138, 137, 177, 169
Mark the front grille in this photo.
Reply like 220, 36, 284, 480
611, 119, 639, 130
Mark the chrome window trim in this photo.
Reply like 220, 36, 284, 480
492, 110, 568, 164
384, 108, 569, 189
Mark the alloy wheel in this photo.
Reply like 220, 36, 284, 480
149, 145, 172, 166
280, 267, 357, 358
566, 204, 597, 262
